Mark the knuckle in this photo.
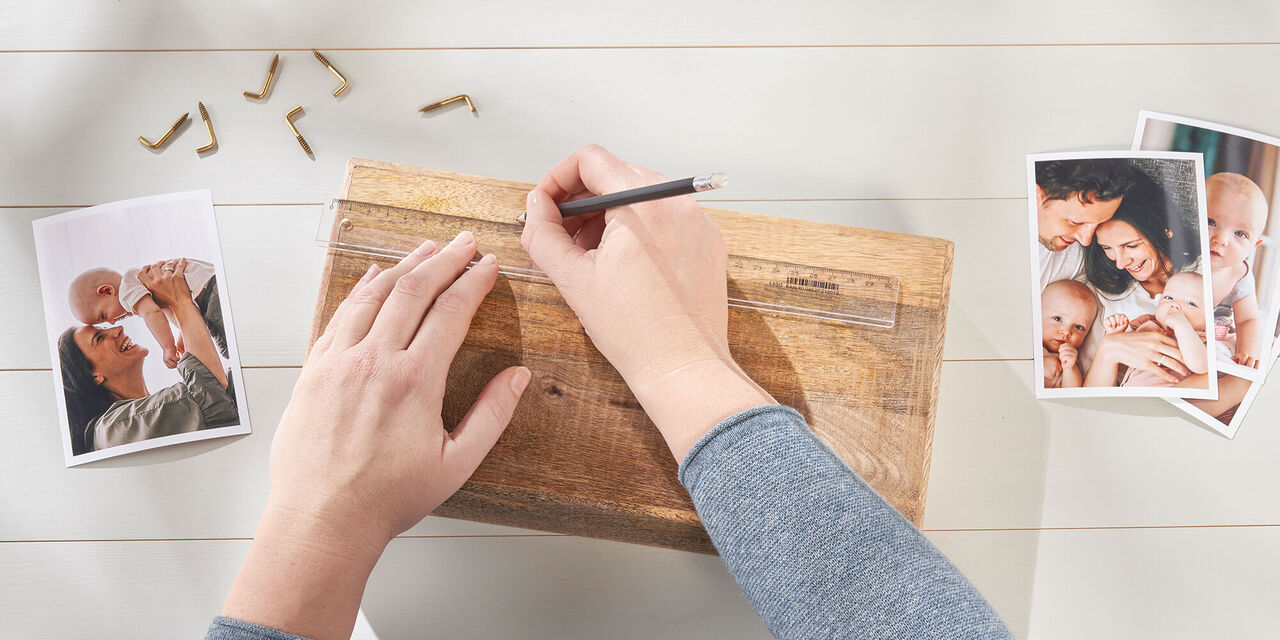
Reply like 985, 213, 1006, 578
392, 273, 431, 300
432, 288, 473, 316
345, 346, 382, 381
352, 284, 389, 307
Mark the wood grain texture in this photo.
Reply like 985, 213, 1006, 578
308, 159, 952, 552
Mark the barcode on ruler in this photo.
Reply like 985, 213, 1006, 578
785, 276, 839, 291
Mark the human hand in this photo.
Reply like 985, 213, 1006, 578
162, 346, 180, 368
1164, 312, 1192, 332
274, 232, 529, 546
1096, 331, 1189, 383
137, 258, 192, 309
520, 145, 773, 460
1104, 313, 1130, 334
1057, 344, 1078, 369
1233, 350, 1260, 369
224, 233, 531, 640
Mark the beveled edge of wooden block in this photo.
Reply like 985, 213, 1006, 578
436, 480, 716, 555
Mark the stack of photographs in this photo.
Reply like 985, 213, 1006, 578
1028, 112, 1280, 438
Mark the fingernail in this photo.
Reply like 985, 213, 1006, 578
413, 239, 436, 256
363, 263, 377, 278
527, 189, 538, 205
479, 253, 497, 265
452, 230, 474, 246
510, 366, 531, 394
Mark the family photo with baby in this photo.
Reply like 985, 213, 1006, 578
1031, 152, 1218, 399
34, 191, 249, 466
1031, 114, 1280, 427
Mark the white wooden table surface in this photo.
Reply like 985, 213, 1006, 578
3, 3, 1279, 638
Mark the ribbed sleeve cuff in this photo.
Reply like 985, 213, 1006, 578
204, 616, 312, 640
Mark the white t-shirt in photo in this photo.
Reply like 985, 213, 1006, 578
118, 258, 216, 314
1039, 242, 1085, 290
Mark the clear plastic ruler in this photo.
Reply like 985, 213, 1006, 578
318, 199, 899, 328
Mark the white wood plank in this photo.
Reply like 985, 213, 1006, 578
0, 530, 1033, 640
0, 199, 1030, 370
4, 47, 1280, 205
1028, 526, 1280, 639
3, 1, 1276, 50
0, 368, 562, 541
925, 359, 1280, 530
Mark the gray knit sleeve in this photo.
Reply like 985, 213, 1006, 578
204, 616, 312, 640
678, 405, 1012, 639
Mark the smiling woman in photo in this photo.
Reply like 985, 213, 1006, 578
57, 259, 237, 455
1082, 169, 1205, 386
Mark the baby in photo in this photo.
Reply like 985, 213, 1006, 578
1205, 172, 1269, 368
1105, 271, 1209, 387
68, 258, 227, 367
1041, 279, 1098, 388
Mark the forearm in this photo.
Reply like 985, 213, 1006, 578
173, 299, 228, 387
1083, 354, 1120, 386
139, 306, 176, 350
1171, 325, 1207, 374
1060, 364, 1083, 387
628, 355, 775, 462
219, 502, 386, 640
680, 406, 1011, 638
1235, 318, 1261, 356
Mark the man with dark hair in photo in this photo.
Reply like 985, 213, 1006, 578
1035, 159, 1138, 288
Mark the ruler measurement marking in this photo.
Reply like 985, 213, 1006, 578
325, 200, 898, 328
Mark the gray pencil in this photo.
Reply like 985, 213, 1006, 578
516, 172, 728, 223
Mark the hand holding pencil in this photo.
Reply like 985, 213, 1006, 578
520, 145, 773, 462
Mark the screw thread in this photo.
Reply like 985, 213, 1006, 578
296, 134, 312, 154
173, 112, 190, 130
268, 54, 279, 74
313, 50, 330, 66
198, 102, 210, 121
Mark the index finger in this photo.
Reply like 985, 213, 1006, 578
534, 145, 649, 203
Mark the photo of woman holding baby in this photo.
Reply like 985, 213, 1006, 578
1030, 153, 1216, 398
58, 259, 238, 456
33, 190, 250, 466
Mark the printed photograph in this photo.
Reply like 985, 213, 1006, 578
33, 190, 250, 466
1169, 350, 1273, 439
1028, 151, 1216, 399
1135, 111, 1280, 380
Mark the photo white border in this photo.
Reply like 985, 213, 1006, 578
1028, 150, 1218, 399
1167, 336, 1279, 439
32, 190, 251, 467
1134, 110, 1280, 382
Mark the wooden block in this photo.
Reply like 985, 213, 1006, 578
310, 159, 953, 553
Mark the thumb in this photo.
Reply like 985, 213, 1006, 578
520, 188, 588, 283
444, 366, 532, 480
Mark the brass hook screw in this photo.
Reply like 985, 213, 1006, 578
243, 54, 279, 99
139, 112, 189, 149
196, 102, 217, 153
313, 50, 348, 97
285, 106, 312, 154
419, 94, 477, 115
